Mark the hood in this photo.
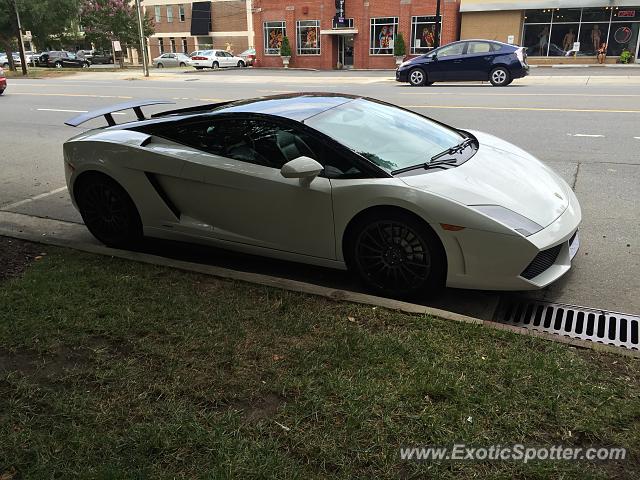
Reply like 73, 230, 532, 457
401, 130, 570, 228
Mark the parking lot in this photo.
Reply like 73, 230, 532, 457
1, 68, 639, 318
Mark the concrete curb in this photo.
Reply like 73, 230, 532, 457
1, 211, 638, 359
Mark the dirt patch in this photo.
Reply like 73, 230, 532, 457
240, 393, 286, 422
0, 236, 45, 282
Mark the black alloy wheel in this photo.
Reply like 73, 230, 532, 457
76, 175, 142, 248
349, 212, 445, 298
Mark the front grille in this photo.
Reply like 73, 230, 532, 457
495, 299, 640, 350
521, 244, 562, 280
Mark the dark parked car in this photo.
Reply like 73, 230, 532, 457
38, 51, 90, 69
77, 50, 114, 64
396, 40, 529, 87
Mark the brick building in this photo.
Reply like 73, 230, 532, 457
143, 0, 254, 58
252, 0, 461, 69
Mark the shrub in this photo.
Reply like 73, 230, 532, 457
280, 36, 292, 57
394, 32, 406, 57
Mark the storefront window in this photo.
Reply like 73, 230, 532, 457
608, 22, 639, 56
523, 24, 551, 56
579, 23, 608, 56
264, 21, 286, 55
581, 7, 612, 23
523, 7, 640, 58
370, 17, 398, 55
553, 8, 581, 23
549, 23, 580, 56
297, 20, 320, 55
411, 16, 440, 54
523, 9, 552, 24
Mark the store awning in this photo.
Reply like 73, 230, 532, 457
320, 29, 358, 35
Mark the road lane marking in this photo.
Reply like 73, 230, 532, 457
12, 92, 133, 99
571, 134, 605, 137
635, 137, 640, 140
37, 108, 88, 113
2, 187, 68, 211
402, 105, 640, 113
400, 92, 640, 98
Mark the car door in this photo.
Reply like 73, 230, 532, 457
154, 117, 337, 259
464, 41, 498, 81
428, 42, 468, 82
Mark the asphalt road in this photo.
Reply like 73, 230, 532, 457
1, 68, 638, 316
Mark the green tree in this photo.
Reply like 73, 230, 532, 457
79, 0, 154, 52
1, 0, 80, 69
394, 32, 406, 57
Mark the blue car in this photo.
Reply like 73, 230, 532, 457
396, 40, 529, 87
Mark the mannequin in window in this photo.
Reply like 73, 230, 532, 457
597, 42, 607, 64
591, 25, 602, 53
563, 28, 576, 52
538, 26, 549, 56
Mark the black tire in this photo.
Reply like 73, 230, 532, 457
54, 61, 63, 68
179, 62, 186, 67
2, 62, 9, 68
82, 62, 89, 68
237, 60, 245, 68
75, 174, 142, 248
408, 68, 427, 86
489, 66, 511, 86
212, 61, 219, 70
346, 209, 446, 298
157, 63, 163, 68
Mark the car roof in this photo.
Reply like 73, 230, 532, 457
180, 93, 360, 122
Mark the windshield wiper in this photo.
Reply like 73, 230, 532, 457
430, 137, 475, 162
392, 158, 459, 175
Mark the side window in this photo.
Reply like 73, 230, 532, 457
437, 43, 465, 57
155, 118, 363, 177
467, 41, 492, 54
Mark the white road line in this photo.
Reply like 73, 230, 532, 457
572, 134, 605, 137
37, 108, 88, 113
634, 137, 640, 140
2, 187, 68, 211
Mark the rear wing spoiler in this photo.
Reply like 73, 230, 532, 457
64, 99, 175, 127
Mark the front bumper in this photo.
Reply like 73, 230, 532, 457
395, 68, 409, 82
443, 194, 582, 290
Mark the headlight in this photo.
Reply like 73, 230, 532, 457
469, 205, 543, 236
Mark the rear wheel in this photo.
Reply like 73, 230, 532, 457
489, 66, 511, 86
237, 60, 245, 68
54, 61, 63, 68
346, 210, 446, 298
82, 62, 89, 68
179, 62, 186, 67
75, 174, 142, 248
408, 68, 427, 87
157, 63, 164, 68
212, 61, 219, 70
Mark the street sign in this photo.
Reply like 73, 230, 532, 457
507, 35, 514, 44
573, 41, 580, 51
113, 40, 122, 52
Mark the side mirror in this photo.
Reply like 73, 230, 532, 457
280, 156, 323, 179
431, 54, 438, 61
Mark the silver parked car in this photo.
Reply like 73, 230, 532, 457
152, 53, 191, 68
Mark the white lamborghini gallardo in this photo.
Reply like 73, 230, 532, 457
63, 94, 581, 297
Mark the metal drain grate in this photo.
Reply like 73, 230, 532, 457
495, 298, 640, 350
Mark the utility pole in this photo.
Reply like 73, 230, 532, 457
13, 0, 28, 75
434, 0, 442, 49
135, 0, 149, 77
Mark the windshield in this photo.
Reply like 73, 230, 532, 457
306, 98, 463, 172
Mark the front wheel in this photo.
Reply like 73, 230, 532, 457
75, 174, 142, 248
82, 62, 89, 68
54, 62, 63, 68
237, 60, 245, 68
156, 63, 163, 68
489, 66, 511, 86
347, 211, 446, 298
179, 62, 186, 67
408, 68, 427, 87
212, 61, 219, 70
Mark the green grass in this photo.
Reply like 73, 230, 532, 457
0, 247, 638, 479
